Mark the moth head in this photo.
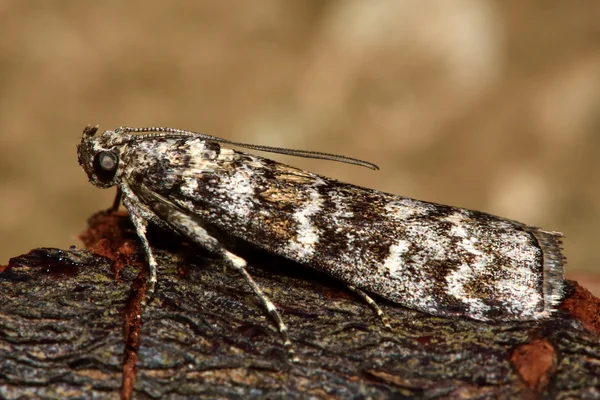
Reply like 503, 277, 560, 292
77, 125, 126, 189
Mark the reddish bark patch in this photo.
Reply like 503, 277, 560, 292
560, 281, 600, 334
510, 339, 556, 392
81, 211, 148, 400
82, 212, 140, 278
80, 211, 129, 248
121, 271, 147, 400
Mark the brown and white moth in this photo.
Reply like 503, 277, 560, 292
77, 125, 566, 360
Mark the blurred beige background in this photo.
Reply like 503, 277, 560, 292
0, 1, 599, 289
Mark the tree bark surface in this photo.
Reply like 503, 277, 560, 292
1, 213, 599, 399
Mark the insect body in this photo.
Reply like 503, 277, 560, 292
78, 126, 565, 359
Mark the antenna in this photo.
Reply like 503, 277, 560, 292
117, 126, 379, 170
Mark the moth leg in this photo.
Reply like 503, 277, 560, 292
133, 184, 299, 361
126, 210, 159, 296
110, 187, 123, 212
120, 187, 161, 297
223, 250, 298, 363
346, 284, 391, 329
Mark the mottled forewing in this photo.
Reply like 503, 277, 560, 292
127, 137, 563, 321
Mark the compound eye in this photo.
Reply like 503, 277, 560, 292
93, 151, 119, 182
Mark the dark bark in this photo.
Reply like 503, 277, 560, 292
1, 212, 599, 399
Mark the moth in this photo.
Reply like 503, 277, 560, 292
78, 125, 565, 360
